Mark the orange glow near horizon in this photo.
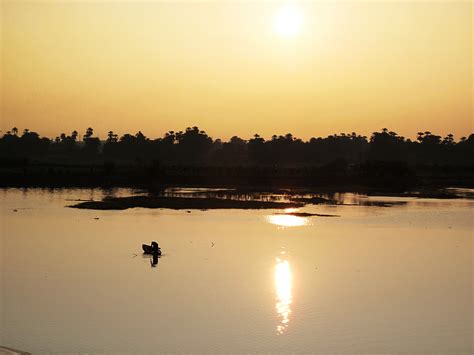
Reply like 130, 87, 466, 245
1, 1, 472, 140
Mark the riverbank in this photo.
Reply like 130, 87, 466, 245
67, 186, 473, 210
1, 161, 473, 190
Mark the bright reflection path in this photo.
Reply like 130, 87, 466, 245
267, 213, 308, 227
274, 256, 293, 334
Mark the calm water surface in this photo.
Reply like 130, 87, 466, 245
1, 188, 472, 354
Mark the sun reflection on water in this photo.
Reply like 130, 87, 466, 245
274, 256, 293, 334
267, 209, 308, 228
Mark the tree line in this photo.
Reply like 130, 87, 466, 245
1, 126, 473, 166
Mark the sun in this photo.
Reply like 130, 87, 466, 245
273, 4, 304, 37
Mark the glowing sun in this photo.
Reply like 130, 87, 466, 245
273, 5, 304, 37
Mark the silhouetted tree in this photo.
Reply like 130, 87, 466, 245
84, 127, 93, 140
1, 126, 473, 169
81, 127, 100, 157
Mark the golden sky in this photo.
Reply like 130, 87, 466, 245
1, 1, 472, 140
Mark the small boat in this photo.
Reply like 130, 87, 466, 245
142, 241, 162, 255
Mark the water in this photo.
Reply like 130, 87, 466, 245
1, 188, 472, 354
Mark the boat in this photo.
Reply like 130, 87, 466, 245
142, 241, 162, 255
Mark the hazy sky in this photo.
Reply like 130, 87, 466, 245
1, 1, 472, 140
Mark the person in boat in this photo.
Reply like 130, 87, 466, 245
151, 241, 161, 254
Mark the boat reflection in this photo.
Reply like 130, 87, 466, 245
141, 253, 160, 268
150, 253, 159, 267
274, 256, 293, 334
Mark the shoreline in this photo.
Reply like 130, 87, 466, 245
1, 160, 473, 191
66, 187, 473, 211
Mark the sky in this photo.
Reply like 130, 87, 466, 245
1, 0, 472, 141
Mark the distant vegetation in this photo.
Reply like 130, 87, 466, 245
1, 126, 472, 165
1, 126, 473, 188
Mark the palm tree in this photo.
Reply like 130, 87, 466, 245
417, 132, 424, 142
107, 131, 116, 143
135, 131, 146, 141
443, 133, 454, 145
83, 127, 93, 140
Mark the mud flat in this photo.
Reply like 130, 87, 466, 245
0, 346, 31, 355
69, 195, 305, 210
275, 212, 340, 217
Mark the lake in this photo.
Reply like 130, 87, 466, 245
0, 188, 472, 354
